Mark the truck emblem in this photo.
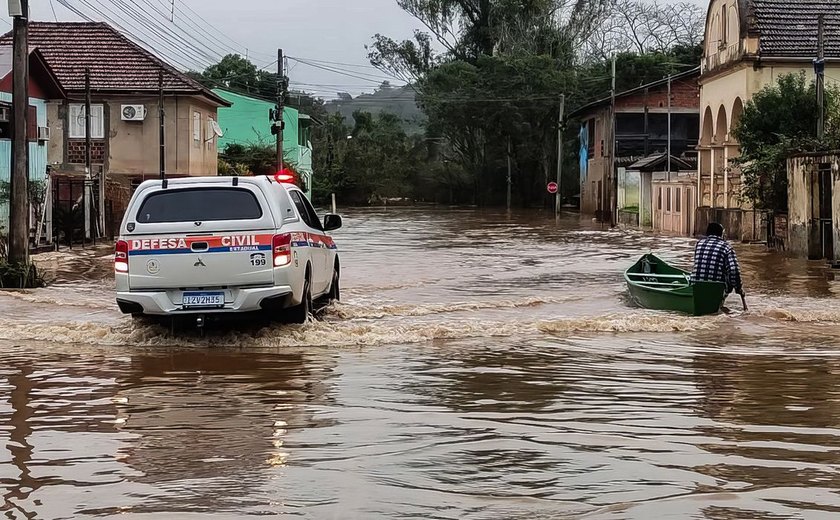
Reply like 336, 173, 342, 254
194, 257, 206, 267
194, 221, 202, 227
146, 259, 160, 274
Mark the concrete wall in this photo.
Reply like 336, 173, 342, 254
787, 154, 840, 261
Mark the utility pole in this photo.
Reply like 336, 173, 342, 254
8, 0, 29, 266
276, 49, 286, 172
609, 55, 617, 227
555, 94, 565, 217
158, 70, 166, 181
84, 68, 92, 241
667, 74, 672, 182
816, 14, 826, 140
506, 136, 512, 212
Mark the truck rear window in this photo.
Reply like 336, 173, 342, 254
135, 188, 263, 223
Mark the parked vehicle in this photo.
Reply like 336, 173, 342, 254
114, 175, 341, 325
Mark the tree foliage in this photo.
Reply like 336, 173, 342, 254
583, 0, 704, 60
312, 111, 438, 205
732, 72, 840, 212
189, 54, 278, 99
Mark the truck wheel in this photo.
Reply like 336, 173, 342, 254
328, 265, 340, 303
286, 274, 312, 324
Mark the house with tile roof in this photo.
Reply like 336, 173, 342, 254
0, 21, 231, 238
569, 67, 701, 225
697, 0, 840, 242
0, 48, 65, 242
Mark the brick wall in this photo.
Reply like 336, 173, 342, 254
615, 79, 699, 111
67, 139, 106, 164
104, 178, 131, 238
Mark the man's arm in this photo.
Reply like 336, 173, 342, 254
727, 247, 743, 294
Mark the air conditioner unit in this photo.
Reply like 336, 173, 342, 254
121, 104, 147, 122
0, 107, 9, 122
37, 126, 50, 141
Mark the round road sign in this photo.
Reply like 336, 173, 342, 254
547, 181, 558, 194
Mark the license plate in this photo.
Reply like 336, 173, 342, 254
182, 291, 224, 308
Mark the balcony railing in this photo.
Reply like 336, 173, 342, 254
701, 41, 745, 74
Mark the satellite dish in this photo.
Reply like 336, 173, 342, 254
210, 119, 224, 138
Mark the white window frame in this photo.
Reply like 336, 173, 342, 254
68, 103, 104, 139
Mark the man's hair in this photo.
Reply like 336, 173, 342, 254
706, 222, 724, 237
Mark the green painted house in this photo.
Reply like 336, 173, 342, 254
213, 88, 313, 198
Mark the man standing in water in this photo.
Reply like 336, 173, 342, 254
692, 222, 744, 297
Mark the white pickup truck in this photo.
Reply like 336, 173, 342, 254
114, 175, 341, 325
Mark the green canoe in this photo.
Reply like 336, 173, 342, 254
624, 253, 727, 316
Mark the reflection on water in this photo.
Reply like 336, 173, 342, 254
0, 208, 839, 518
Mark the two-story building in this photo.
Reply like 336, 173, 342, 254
698, 0, 840, 242
213, 88, 314, 199
0, 22, 231, 238
571, 67, 700, 226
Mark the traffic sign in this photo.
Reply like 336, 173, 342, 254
547, 181, 558, 194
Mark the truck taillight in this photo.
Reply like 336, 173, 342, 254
272, 234, 292, 267
115, 240, 129, 273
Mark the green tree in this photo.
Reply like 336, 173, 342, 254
191, 54, 277, 99
732, 72, 840, 212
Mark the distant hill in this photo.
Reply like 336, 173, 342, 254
325, 83, 425, 135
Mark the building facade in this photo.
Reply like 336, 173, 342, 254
213, 88, 314, 198
572, 68, 700, 223
698, 0, 840, 241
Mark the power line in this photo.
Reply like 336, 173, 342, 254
60, 0, 215, 71
154, 0, 275, 62
289, 58, 401, 86
288, 56, 384, 71
99, 0, 220, 67
49, 0, 59, 21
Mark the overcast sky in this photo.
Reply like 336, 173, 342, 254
18, 0, 427, 98
16, 0, 703, 99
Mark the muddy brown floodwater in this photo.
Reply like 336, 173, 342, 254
2, 208, 840, 519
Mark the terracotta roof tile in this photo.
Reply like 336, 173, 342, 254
752, 0, 840, 57
0, 22, 227, 104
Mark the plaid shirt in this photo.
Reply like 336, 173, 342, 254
691, 236, 742, 292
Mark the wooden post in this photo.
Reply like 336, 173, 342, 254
277, 49, 285, 172
555, 94, 564, 217
159, 70, 165, 180
610, 56, 617, 226
84, 68, 92, 241
8, 0, 29, 266
817, 14, 825, 140
506, 136, 512, 212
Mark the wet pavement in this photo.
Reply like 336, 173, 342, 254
1, 207, 840, 519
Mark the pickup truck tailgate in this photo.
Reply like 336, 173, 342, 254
127, 232, 276, 290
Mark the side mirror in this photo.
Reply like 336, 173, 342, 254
323, 214, 342, 232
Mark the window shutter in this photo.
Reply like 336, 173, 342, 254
193, 111, 201, 142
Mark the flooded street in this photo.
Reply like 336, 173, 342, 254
3, 208, 840, 519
